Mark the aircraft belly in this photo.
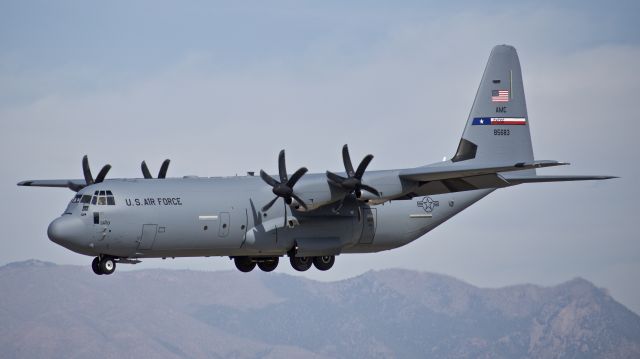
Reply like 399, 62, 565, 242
344, 189, 495, 253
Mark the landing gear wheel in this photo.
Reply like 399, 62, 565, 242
99, 257, 116, 275
257, 257, 279, 272
313, 255, 335, 271
290, 256, 313, 272
92, 257, 103, 275
234, 257, 256, 272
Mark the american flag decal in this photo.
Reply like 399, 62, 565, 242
492, 89, 509, 102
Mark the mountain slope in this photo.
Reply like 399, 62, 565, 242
0, 260, 638, 358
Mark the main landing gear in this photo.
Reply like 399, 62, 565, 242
233, 255, 335, 273
91, 256, 116, 275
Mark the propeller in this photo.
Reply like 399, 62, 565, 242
326, 144, 380, 199
76, 155, 111, 191
141, 159, 170, 179
259, 150, 308, 213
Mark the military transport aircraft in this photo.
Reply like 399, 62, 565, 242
18, 45, 614, 275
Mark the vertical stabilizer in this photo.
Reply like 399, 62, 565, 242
452, 45, 534, 171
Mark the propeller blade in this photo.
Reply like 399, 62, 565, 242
82, 155, 94, 185
355, 154, 374, 179
260, 169, 279, 187
158, 159, 170, 179
67, 180, 84, 192
290, 193, 308, 210
342, 144, 355, 177
326, 171, 346, 185
333, 195, 347, 213
287, 167, 308, 188
261, 196, 279, 212
278, 150, 288, 183
360, 184, 380, 197
94, 164, 112, 184
141, 161, 153, 179
283, 200, 288, 227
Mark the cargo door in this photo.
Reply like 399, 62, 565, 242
138, 224, 158, 250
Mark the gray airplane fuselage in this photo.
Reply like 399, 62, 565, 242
51, 176, 492, 259
23, 45, 614, 274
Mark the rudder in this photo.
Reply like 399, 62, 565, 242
452, 45, 534, 170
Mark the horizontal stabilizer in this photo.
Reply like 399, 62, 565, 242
501, 174, 618, 185
399, 160, 567, 182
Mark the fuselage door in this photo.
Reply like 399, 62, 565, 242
359, 207, 377, 244
139, 224, 158, 250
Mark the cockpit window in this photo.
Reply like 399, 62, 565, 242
81, 195, 92, 203
70, 194, 82, 204
91, 190, 116, 206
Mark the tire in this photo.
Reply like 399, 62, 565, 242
290, 256, 312, 272
234, 257, 256, 272
99, 257, 116, 275
91, 257, 103, 275
313, 255, 335, 271
257, 257, 279, 272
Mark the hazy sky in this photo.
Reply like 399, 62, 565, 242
1, 1, 638, 312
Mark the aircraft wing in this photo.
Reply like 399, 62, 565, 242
399, 160, 566, 182
17, 179, 87, 192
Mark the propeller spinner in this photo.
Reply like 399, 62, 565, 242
259, 150, 308, 212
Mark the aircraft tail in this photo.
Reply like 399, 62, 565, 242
452, 45, 534, 173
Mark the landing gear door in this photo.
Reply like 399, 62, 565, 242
139, 224, 158, 250
359, 207, 377, 244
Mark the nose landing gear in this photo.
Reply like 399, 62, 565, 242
91, 256, 116, 275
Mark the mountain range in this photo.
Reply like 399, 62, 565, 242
1, 259, 639, 358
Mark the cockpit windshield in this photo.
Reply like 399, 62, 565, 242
90, 190, 116, 206
69, 190, 115, 206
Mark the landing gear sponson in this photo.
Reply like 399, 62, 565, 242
88, 254, 335, 275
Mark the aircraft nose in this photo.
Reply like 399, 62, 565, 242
47, 216, 86, 245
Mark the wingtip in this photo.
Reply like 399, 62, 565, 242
17, 181, 32, 186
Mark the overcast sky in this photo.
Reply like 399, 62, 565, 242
1, 1, 638, 312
